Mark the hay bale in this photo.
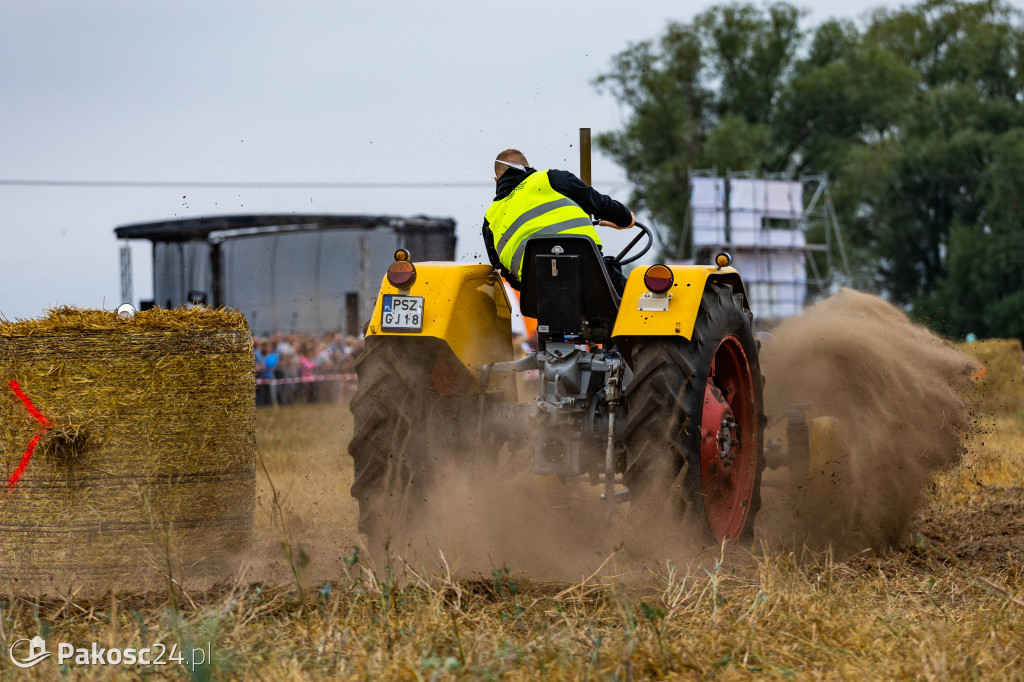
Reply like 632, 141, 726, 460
958, 338, 1024, 415
0, 307, 255, 590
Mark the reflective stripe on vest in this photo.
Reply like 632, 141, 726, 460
485, 170, 601, 278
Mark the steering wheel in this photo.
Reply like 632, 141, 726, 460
612, 221, 654, 266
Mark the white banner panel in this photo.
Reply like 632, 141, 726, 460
765, 228, 806, 248
728, 179, 760, 211
687, 174, 810, 319
729, 211, 761, 229
691, 177, 725, 209
763, 180, 803, 218
727, 210, 761, 246
691, 209, 723, 228
692, 208, 727, 246
730, 227, 759, 247
729, 247, 806, 319
693, 229, 726, 246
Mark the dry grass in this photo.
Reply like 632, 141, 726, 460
958, 339, 1024, 415
1, 398, 1022, 680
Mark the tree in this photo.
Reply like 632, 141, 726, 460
596, 0, 1024, 338
851, 0, 1024, 304
593, 3, 803, 257
917, 129, 1024, 338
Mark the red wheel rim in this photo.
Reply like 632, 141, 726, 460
698, 333, 757, 542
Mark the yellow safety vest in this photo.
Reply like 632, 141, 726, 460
485, 170, 601, 278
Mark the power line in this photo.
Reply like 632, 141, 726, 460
0, 179, 493, 189
0, 178, 625, 190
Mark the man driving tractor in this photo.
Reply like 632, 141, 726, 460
482, 149, 636, 293
350, 144, 767, 550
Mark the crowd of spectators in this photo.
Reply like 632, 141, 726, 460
253, 331, 364, 406
252, 330, 538, 408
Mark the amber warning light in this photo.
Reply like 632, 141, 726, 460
643, 264, 674, 294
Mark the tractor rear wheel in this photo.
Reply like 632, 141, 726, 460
622, 282, 765, 544
347, 337, 449, 550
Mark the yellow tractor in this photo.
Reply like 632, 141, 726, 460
345, 219, 802, 548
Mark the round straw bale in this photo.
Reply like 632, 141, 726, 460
0, 307, 255, 591
958, 338, 1024, 415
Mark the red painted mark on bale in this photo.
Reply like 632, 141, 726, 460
7, 380, 52, 488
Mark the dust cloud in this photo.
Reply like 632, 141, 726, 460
251, 438, 654, 585
757, 288, 976, 555
249, 288, 979, 588
386, 468, 632, 580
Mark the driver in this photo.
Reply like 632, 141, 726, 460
482, 149, 635, 293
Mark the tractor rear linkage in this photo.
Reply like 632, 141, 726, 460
479, 352, 812, 513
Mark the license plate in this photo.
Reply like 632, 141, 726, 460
381, 295, 424, 332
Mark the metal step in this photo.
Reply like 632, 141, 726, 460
600, 488, 631, 503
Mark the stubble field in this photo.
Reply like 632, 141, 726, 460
1, 393, 1022, 680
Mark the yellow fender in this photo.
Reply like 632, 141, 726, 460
365, 263, 515, 391
611, 264, 747, 342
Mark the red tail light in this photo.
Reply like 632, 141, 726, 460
387, 260, 416, 288
643, 264, 673, 293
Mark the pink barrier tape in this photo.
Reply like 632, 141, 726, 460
255, 373, 356, 386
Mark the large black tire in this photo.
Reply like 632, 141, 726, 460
347, 337, 444, 550
622, 281, 765, 545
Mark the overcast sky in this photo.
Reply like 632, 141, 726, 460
3, 0, 1013, 321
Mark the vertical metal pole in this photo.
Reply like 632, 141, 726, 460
210, 242, 222, 307
119, 242, 133, 305
604, 409, 616, 518
579, 128, 592, 186
603, 360, 623, 522
358, 234, 373, 335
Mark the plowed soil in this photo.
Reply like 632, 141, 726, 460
918, 486, 1024, 569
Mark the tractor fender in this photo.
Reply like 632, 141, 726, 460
365, 263, 516, 390
611, 264, 748, 343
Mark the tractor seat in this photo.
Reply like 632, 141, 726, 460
518, 235, 621, 339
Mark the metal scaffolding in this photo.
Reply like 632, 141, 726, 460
679, 170, 850, 321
